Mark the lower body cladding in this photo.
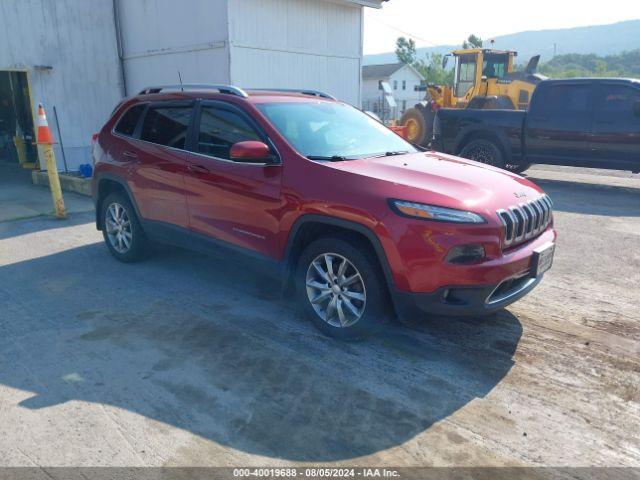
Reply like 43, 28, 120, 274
391, 233, 556, 319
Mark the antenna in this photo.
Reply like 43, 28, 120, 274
177, 70, 184, 92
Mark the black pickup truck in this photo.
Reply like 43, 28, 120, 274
431, 78, 640, 173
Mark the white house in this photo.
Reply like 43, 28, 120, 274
0, 0, 385, 173
362, 62, 425, 122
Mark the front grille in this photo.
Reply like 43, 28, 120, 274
497, 195, 553, 247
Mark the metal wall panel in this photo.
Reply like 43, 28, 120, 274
0, 0, 123, 169
116, 0, 231, 94
228, 0, 363, 105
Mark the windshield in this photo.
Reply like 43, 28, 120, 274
256, 102, 417, 159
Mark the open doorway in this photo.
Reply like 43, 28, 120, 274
0, 70, 37, 172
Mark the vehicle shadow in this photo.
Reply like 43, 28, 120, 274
0, 242, 522, 461
0, 211, 95, 240
525, 178, 640, 217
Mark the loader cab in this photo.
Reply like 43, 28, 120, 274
449, 49, 516, 105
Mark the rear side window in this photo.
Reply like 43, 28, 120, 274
140, 105, 193, 149
533, 84, 590, 113
114, 104, 145, 136
197, 106, 261, 160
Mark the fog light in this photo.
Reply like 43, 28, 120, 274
445, 244, 485, 264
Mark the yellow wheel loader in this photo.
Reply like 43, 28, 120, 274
400, 48, 545, 146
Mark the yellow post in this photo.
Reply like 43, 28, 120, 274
43, 144, 67, 219
13, 135, 27, 165
35, 103, 67, 219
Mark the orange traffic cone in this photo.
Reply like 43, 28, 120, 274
36, 103, 55, 145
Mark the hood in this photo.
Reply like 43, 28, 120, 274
327, 151, 545, 214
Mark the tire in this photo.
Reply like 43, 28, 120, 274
399, 107, 432, 147
100, 191, 150, 262
296, 236, 388, 340
505, 162, 532, 174
459, 139, 506, 169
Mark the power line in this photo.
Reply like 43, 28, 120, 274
368, 16, 439, 47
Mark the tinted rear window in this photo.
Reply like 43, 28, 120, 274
534, 84, 590, 113
114, 104, 145, 136
140, 106, 193, 149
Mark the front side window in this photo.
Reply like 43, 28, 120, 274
256, 101, 417, 159
455, 54, 477, 98
140, 105, 192, 149
114, 104, 145, 137
594, 85, 640, 114
197, 106, 262, 160
482, 54, 509, 79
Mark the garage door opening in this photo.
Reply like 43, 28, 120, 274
0, 71, 38, 175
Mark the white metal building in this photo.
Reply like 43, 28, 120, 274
0, 0, 123, 171
361, 62, 425, 121
0, 0, 384, 173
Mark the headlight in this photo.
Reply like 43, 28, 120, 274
389, 200, 485, 223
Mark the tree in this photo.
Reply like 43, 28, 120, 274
536, 49, 640, 78
462, 34, 483, 49
414, 53, 455, 86
395, 36, 417, 65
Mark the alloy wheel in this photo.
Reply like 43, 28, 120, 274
305, 253, 367, 328
105, 202, 132, 254
465, 145, 497, 166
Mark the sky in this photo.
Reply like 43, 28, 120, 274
364, 0, 640, 54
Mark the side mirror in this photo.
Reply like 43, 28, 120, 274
230, 141, 272, 163
442, 56, 449, 70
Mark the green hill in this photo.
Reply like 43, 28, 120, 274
538, 50, 640, 78
364, 20, 640, 66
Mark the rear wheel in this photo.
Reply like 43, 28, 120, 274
101, 191, 149, 262
296, 237, 387, 340
459, 139, 506, 169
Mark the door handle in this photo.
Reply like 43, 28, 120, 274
122, 150, 138, 160
187, 163, 210, 174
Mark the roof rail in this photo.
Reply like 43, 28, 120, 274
249, 88, 336, 100
138, 84, 249, 98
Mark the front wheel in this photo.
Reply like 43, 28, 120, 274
296, 237, 388, 340
459, 139, 506, 169
505, 162, 532, 174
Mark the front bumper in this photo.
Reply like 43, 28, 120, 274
392, 270, 543, 319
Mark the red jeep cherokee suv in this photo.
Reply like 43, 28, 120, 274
92, 84, 556, 339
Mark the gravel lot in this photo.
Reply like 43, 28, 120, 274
0, 168, 638, 468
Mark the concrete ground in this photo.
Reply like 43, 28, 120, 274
0, 161, 93, 222
0, 166, 638, 468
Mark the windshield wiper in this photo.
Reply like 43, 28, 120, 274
307, 155, 349, 162
385, 150, 411, 156
367, 151, 411, 159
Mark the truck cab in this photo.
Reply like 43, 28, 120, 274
433, 78, 640, 174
